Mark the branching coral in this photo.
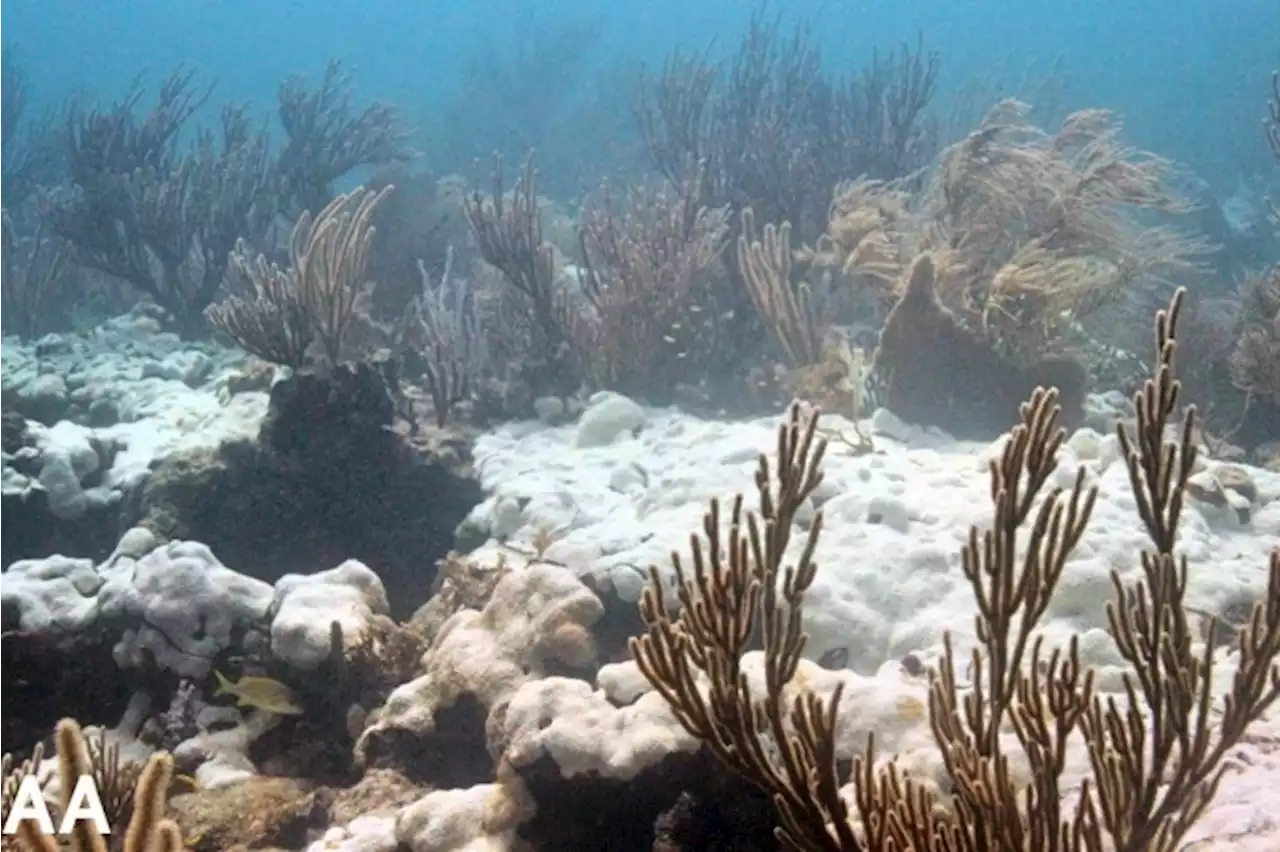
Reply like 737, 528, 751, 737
574, 173, 731, 402
636, 10, 937, 245
272, 59, 411, 218
1, 210, 74, 339
2, 723, 143, 840
462, 155, 579, 398
634, 12, 938, 398
633, 290, 1280, 850
292, 186, 391, 364
737, 208, 827, 369
1077, 293, 1279, 849
1226, 75, 1280, 413
205, 239, 314, 368
1, 50, 67, 210
630, 402, 858, 851
794, 177, 910, 317
43, 61, 406, 338
728, 100, 1203, 436
3, 719, 183, 852
1227, 267, 1280, 409
45, 68, 270, 335
923, 103, 1208, 355
735, 204, 885, 418
204, 186, 391, 366
392, 249, 486, 427
804, 101, 1210, 364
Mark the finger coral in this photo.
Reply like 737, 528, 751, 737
2, 718, 183, 852
204, 185, 392, 367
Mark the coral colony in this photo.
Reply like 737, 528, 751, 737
2, 15, 1279, 852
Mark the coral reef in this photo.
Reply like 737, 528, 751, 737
355, 562, 605, 779
872, 253, 1088, 439
3, 21, 1279, 852
1228, 268, 1280, 411
4, 289, 1278, 851
33, 61, 406, 338
782, 106, 1200, 435
1160, 74, 1280, 458
205, 186, 392, 367
0, 49, 66, 211
134, 361, 481, 619
461, 156, 581, 404
636, 11, 937, 245
1, 210, 74, 339
2, 718, 183, 852
631, 292, 1280, 851
270, 59, 411, 220
574, 171, 732, 405
43, 68, 270, 335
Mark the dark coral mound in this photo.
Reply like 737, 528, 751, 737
515, 750, 777, 852
0, 628, 138, 754
133, 361, 482, 618
873, 254, 1088, 441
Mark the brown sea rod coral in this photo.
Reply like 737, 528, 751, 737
632, 289, 1280, 851
462, 155, 580, 400
3, 719, 183, 852
575, 172, 732, 403
204, 185, 391, 367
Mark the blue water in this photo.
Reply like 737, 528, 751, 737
4, 0, 1277, 189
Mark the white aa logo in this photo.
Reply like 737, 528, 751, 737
1, 774, 110, 835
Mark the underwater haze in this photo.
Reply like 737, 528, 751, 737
5, 0, 1279, 184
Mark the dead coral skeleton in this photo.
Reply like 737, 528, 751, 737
633, 289, 1280, 851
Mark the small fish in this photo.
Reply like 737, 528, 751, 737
895, 695, 927, 722
818, 647, 849, 670
213, 670, 304, 716
899, 653, 925, 677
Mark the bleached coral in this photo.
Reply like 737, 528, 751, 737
356, 562, 604, 758
394, 765, 535, 852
